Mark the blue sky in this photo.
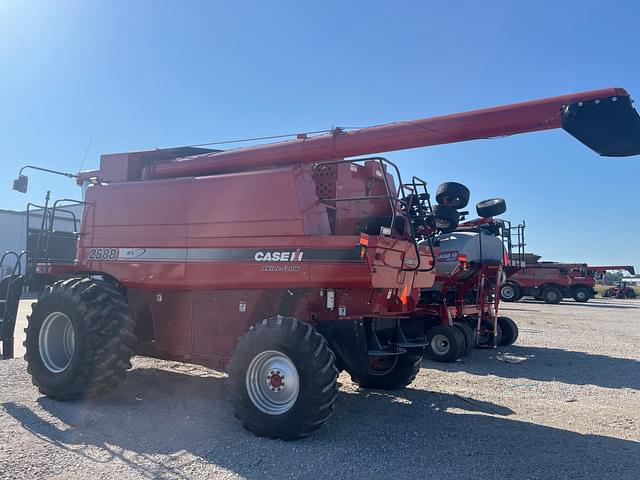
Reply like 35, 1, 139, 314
1, 0, 638, 267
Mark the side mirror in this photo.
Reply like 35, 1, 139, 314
13, 175, 28, 193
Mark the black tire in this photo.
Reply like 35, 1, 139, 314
572, 286, 591, 303
453, 322, 475, 355
228, 317, 338, 440
477, 319, 502, 347
476, 198, 507, 218
497, 317, 519, 346
542, 286, 562, 304
425, 325, 465, 362
435, 182, 470, 209
500, 282, 522, 302
431, 204, 460, 232
25, 278, 136, 400
627, 290, 637, 299
351, 351, 423, 390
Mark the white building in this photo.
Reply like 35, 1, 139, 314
0, 204, 82, 278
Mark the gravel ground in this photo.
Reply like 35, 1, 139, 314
1, 298, 639, 479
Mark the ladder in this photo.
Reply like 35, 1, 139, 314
502, 221, 526, 268
0, 251, 26, 360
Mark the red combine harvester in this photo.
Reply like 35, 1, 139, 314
502, 259, 635, 304
414, 191, 521, 362
2, 87, 639, 439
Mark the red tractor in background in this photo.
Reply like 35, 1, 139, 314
501, 258, 635, 304
595, 266, 637, 298
602, 281, 638, 299
1, 87, 639, 440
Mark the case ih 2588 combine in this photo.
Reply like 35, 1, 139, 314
2, 87, 639, 439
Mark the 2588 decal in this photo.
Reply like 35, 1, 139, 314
88, 248, 118, 260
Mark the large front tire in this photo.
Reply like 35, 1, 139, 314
350, 351, 423, 390
25, 278, 136, 400
228, 317, 338, 440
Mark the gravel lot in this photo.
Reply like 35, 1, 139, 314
1, 298, 639, 479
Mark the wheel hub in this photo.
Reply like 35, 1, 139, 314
431, 334, 450, 355
267, 370, 285, 391
246, 351, 299, 415
38, 312, 75, 373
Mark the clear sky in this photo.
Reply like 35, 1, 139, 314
1, 0, 638, 268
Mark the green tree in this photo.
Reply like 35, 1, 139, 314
604, 271, 624, 285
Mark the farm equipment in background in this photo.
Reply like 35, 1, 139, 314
0, 252, 26, 360
502, 260, 597, 303
8, 87, 640, 439
590, 266, 637, 298
415, 191, 522, 362
602, 281, 638, 299
502, 258, 636, 304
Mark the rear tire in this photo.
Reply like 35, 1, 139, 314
228, 317, 338, 440
25, 278, 136, 400
572, 286, 591, 303
500, 282, 521, 302
351, 351, 423, 390
425, 325, 465, 362
453, 322, 475, 355
497, 317, 519, 346
542, 286, 562, 304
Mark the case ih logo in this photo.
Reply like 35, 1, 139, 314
436, 250, 458, 262
254, 250, 304, 262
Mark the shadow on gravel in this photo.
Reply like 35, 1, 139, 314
425, 345, 640, 390
2, 366, 639, 479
